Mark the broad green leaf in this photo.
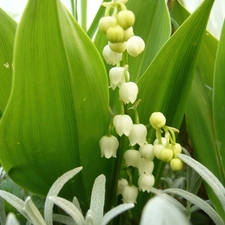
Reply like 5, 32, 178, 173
0, 0, 112, 209
212, 21, 225, 180
138, 0, 214, 128
172, 0, 225, 220
0, 9, 16, 113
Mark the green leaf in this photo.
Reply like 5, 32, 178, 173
0, 0, 112, 208
0, 9, 16, 113
212, 21, 225, 181
138, 0, 214, 128
173, 0, 225, 220
126, 0, 171, 81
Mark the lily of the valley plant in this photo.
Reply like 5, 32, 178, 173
0, 0, 225, 224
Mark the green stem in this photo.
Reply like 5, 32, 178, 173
109, 135, 125, 208
70, 0, 77, 19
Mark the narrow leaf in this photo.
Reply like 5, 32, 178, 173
0, 197, 6, 225
0, 190, 27, 219
212, 21, 225, 179
24, 197, 46, 225
44, 167, 82, 225
53, 214, 75, 225
178, 154, 225, 211
163, 188, 224, 225
90, 174, 105, 225
102, 203, 134, 225
48, 196, 85, 225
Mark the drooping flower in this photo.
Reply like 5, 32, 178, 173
117, 10, 135, 30
103, 45, 122, 65
170, 158, 183, 171
149, 112, 166, 129
109, 67, 129, 90
99, 135, 119, 159
124, 149, 141, 167
159, 148, 173, 162
113, 114, 133, 136
128, 124, 147, 146
126, 36, 145, 57
119, 82, 138, 104
139, 144, 154, 161
117, 178, 129, 195
138, 174, 155, 193
122, 185, 138, 203
138, 158, 154, 175
99, 16, 117, 34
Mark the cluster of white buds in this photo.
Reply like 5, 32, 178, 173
150, 112, 183, 171
100, 0, 145, 65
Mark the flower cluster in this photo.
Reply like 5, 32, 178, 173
99, 0, 183, 205
100, 0, 145, 65
150, 112, 183, 171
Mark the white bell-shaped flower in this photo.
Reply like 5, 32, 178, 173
139, 144, 154, 161
117, 178, 129, 195
113, 114, 133, 136
153, 137, 167, 146
138, 158, 154, 175
124, 149, 141, 167
122, 185, 138, 203
109, 67, 129, 90
138, 174, 155, 192
99, 135, 119, 159
102, 45, 122, 65
126, 36, 145, 57
119, 82, 138, 104
149, 112, 166, 129
153, 144, 164, 159
128, 124, 147, 146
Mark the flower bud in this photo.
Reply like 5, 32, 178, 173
109, 67, 129, 90
99, 135, 119, 159
174, 143, 182, 154
119, 82, 138, 104
149, 112, 166, 129
117, 10, 135, 30
139, 144, 154, 161
117, 178, 129, 195
103, 45, 122, 65
126, 36, 145, 57
109, 41, 126, 53
123, 27, 134, 41
138, 174, 155, 192
159, 148, 173, 162
138, 158, 154, 175
99, 16, 117, 33
153, 144, 164, 159
122, 185, 138, 203
124, 149, 141, 167
106, 25, 124, 43
128, 124, 147, 146
170, 158, 183, 171
113, 114, 133, 136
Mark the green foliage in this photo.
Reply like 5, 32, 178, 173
0, 0, 225, 224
